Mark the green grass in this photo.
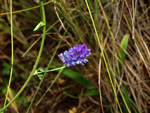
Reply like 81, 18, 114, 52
0, 0, 150, 112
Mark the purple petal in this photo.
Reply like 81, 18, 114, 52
58, 53, 64, 61
58, 44, 91, 67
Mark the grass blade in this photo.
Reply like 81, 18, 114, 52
117, 34, 129, 74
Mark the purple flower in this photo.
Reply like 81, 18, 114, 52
58, 44, 91, 67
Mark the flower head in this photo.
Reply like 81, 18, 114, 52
58, 44, 91, 67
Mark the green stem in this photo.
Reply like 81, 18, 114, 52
0, 0, 53, 16
33, 66, 66, 76
97, 1, 131, 113
3, 0, 14, 107
84, 0, 122, 113
26, 41, 62, 113
0, 1, 46, 112
36, 64, 65, 106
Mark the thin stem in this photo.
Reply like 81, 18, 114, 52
84, 0, 122, 113
105, 52, 131, 113
22, 19, 60, 57
3, 0, 14, 107
97, 1, 131, 112
36, 64, 65, 106
0, 0, 53, 16
33, 66, 66, 76
26, 41, 62, 113
0, 1, 46, 112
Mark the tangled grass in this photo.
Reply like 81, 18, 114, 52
0, 0, 150, 113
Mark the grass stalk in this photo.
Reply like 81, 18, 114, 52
3, 0, 14, 107
36, 64, 65, 106
26, 41, 62, 113
84, 0, 122, 112
105, 53, 131, 113
0, 1, 46, 112
0, 0, 53, 16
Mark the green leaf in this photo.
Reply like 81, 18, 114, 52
34, 69, 38, 75
62, 69, 95, 89
38, 67, 47, 72
119, 34, 129, 63
37, 74, 43, 80
129, 98, 139, 113
34, 0, 41, 4
83, 89, 99, 96
123, 87, 130, 113
49, 65, 97, 92
117, 34, 129, 73
33, 21, 45, 31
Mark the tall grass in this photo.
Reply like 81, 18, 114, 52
0, 0, 150, 112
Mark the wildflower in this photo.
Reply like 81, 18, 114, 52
58, 44, 91, 67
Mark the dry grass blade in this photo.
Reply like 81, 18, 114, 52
7, 87, 19, 113
0, 0, 150, 112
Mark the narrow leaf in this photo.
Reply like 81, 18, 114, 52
117, 34, 129, 73
38, 67, 46, 72
119, 34, 129, 63
62, 69, 95, 89
123, 87, 130, 113
83, 89, 99, 96
37, 74, 43, 80
34, 0, 41, 4
33, 21, 45, 31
